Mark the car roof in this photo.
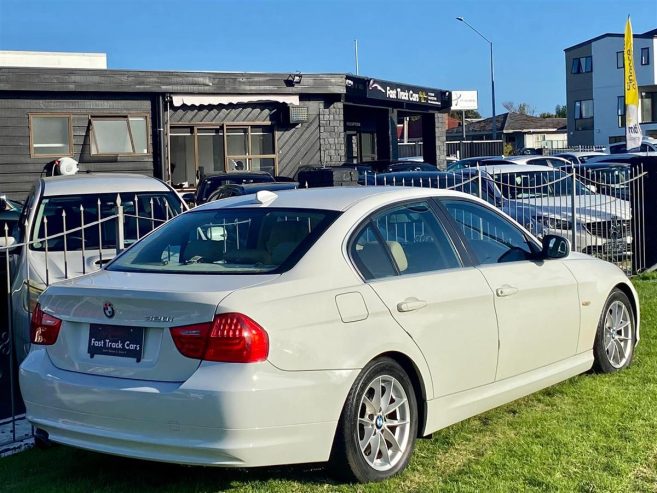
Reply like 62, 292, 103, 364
555, 151, 606, 157
193, 186, 468, 213
233, 182, 298, 191
478, 164, 554, 173
42, 173, 170, 197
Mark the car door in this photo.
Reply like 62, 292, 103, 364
441, 198, 581, 380
349, 200, 499, 397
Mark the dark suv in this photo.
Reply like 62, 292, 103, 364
195, 172, 275, 205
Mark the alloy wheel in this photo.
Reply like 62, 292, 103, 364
357, 375, 411, 471
603, 300, 633, 368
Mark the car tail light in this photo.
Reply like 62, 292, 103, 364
170, 313, 268, 363
30, 303, 62, 345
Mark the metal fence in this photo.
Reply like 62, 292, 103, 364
446, 140, 505, 159
398, 142, 423, 158
362, 165, 646, 274
0, 195, 180, 448
545, 146, 607, 155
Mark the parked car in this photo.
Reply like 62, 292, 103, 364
365, 169, 548, 237
20, 186, 639, 482
208, 182, 299, 201
558, 162, 634, 201
482, 155, 571, 168
609, 137, 657, 154
478, 164, 632, 259
0, 195, 22, 237
554, 151, 607, 164
0, 173, 186, 363
585, 153, 657, 167
446, 155, 503, 172
195, 171, 275, 205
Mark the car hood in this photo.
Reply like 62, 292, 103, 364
505, 194, 631, 222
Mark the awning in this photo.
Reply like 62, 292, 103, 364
171, 94, 299, 107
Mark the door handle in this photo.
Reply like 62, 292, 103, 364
397, 298, 427, 312
496, 285, 519, 297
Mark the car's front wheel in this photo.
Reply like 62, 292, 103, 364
593, 288, 636, 373
330, 357, 418, 483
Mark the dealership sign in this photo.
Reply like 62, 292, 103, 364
366, 78, 444, 107
452, 90, 478, 111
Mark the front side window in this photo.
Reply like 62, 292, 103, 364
90, 116, 149, 155
108, 208, 338, 274
30, 115, 72, 157
574, 100, 594, 130
350, 202, 461, 280
31, 192, 183, 251
442, 199, 535, 265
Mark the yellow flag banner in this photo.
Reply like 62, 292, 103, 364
624, 16, 642, 150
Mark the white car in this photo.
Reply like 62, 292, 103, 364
19, 187, 639, 483
2, 173, 186, 362
554, 151, 607, 164
483, 155, 572, 167
478, 164, 632, 258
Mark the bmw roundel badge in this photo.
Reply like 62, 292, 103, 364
103, 302, 115, 319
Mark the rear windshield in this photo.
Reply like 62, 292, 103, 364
107, 208, 339, 274
31, 192, 183, 252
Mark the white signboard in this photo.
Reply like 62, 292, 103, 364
452, 90, 478, 111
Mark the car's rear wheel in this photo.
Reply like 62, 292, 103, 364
593, 289, 636, 373
330, 357, 418, 483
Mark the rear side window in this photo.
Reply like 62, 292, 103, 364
350, 201, 461, 280
108, 208, 338, 274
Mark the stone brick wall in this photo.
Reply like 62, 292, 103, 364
319, 101, 346, 165
435, 112, 448, 169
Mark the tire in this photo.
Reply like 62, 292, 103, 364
593, 289, 636, 373
330, 357, 418, 483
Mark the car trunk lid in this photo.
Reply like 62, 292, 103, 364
39, 269, 278, 382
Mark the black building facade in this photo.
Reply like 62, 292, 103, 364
0, 67, 451, 200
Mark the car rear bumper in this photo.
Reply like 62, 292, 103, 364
20, 348, 357, 467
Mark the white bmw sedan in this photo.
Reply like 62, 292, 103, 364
20, 187, 639, 483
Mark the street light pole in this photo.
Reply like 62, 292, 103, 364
456, 17, 497, 141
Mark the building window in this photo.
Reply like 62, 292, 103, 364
225, 126, 276, 174
571, 56, 592, 74
574, 100, 594, 130
90, 115, 149, 155
641, 47, 650, 66
617, 96, 625, 128
640, 91, 657, 123
617, 51, 624, 69
29, 114, 72, 157
169, 124, 277, 187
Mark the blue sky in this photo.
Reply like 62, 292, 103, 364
0, 0, 655, 116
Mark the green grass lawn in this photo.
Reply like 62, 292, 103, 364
2, 278, 657, 492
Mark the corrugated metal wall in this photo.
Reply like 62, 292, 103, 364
0, 93, 155, 200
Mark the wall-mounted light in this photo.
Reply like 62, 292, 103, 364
286, 72, 303, 87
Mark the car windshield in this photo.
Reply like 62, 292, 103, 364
584, 168, 631, 186
493, 170, 592, 199
31, 192, 183, 252
107, 208, 339, 274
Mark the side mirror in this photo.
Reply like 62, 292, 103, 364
586, 184, 597, 193
542, 234, 570, 259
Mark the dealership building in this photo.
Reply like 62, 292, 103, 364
0, 52, 452, 200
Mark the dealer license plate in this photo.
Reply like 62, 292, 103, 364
88, 324, 145, 362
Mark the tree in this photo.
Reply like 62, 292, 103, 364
538, 105, 567, 119
554, 104, 567, 118
449, 109, 481, 123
